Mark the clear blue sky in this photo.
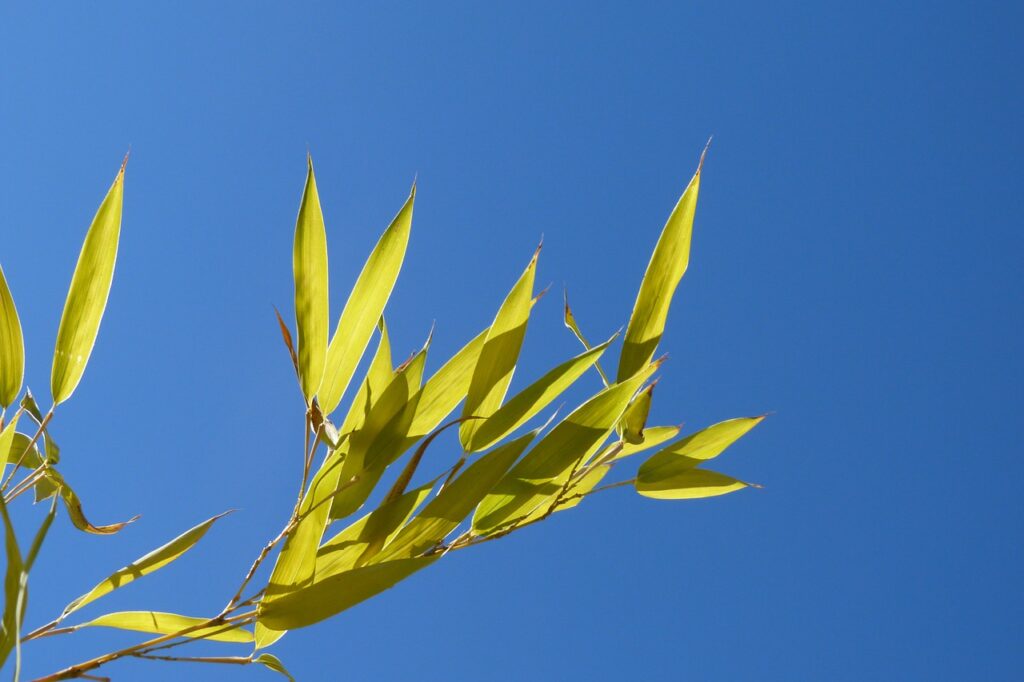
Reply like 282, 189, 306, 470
2, 2, 1021, 680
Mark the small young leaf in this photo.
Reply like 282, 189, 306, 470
293, 156, 329, 403
51, 163, 125, 404
460, 247, 539, 449
319, 186, 415, 414
62, 510, 232, 618
562, 289, 609, 386
78, 611, 252, 643
255, 654, 296, 682
618, 147, 706, 382
0, 265, 25, 409
619, 381, 655, 445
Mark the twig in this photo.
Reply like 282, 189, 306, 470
0, 407, 53, 494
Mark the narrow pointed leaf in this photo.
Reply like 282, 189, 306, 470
62, 511, 232, 618
638, 416, 764, 480
460, 248, 538, 448
319, 187, 415, 414
636, 468, 748, 499
0, 496, 23, 666
409, 328, 486, 438
618, 152, 705, 381
605, 425, 681, 461
0, 265, 24, 409
259, 556, 437, 631
619, 382, 654, 444
473, 362, 657, 534
379, 431, 536, 561
51, 164, 125, 404
78, 611, 252, 643
41, 468, 138, 534
293, 157, 329, 402
316, 484, 433, 577
2, 432, 43, 470
467, 336, 614, 452
563, 290, 609, 387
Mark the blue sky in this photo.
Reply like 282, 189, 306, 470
1, 2, 1021, 680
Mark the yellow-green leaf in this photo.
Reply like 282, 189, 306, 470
62, 511, 232, 618
617, 150, 705, 382
0, 265, 24, 409
619, 382, 655, 444
41, 468, 138, 535
467, 335, 614, 452
318, 187, 415, 414
408, 329, 487, 438
255, 654, 296, 682
562, 289, 609, 387
259, 556, 437, 631
604, 425, 681, 462
293, 156, 329, 402
51, 163, 125, 404
638, 416, 764, 479
378, 431, 536, 562
0, 496, 22, 667
473, 362, 657, 534
459, 248, 538, 449
316, 484, 433, 577
78, 611, 252, 643
518, 463, 611, 526
636, 468, 749, 500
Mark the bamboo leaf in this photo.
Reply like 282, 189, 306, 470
408, 329, 486, 438
604, 425, 681, 462
315, 484, 433, 577
636, 468, 749, 500
61, 510, 232, 618
51, 162, 125, 404
255, 654, 296, 682
0, 418, 24, 469
459, 247, 539, 449
293, 156, 329, 403
0, 496, 23, 667
562, 289, 609, 387
637, 416, 764, 479
467, 335, 614, 452
378, 431, 537, 562
259, 556, 437, 631
78, 611, 252, 643
318, 186, 415, 414
617, 148, 706, 381
0, 265, 24, 409
40, 468, 138, 534
472, 362, 658, 534
619, 382, 655, 445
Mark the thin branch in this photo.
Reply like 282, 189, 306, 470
0, 407, 53, 494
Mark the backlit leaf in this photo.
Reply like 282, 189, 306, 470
467, 335, 614, 452
604, 425, 681, 462
562, 289, 609, 387
460, 247, 538, 448
0, 496, 22, 667
78, 611, 252, 643
62, 510, 232, 618
293, 156, 329, 402
0, 265, 24, 409
51, 162, 125, 404
473, 362, 657, 534
41, 468, 138, 535
409, 329, 486, 438
617, 148, 706, 381
636, 468, 749, 500
255, 654, 296, 682
619, 382, 654, 445
318, 186, 415, 414
638, 416, 764, 479
258, 556, 437, 631
378, 431, 536, 561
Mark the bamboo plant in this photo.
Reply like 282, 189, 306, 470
0, 144, 764, 680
